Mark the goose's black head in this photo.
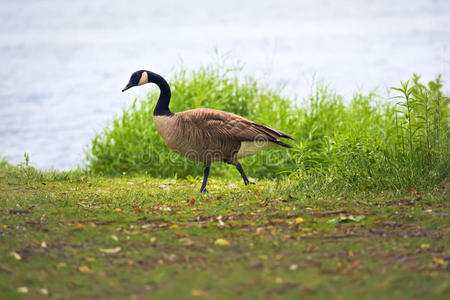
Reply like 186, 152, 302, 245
122, 70, 149, 92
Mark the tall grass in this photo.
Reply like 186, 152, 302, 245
291, 74, 449, 193
86, 62, 448, 192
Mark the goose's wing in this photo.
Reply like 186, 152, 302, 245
179, 108, 293, 146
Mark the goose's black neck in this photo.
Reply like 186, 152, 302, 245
149, 72, 172, 116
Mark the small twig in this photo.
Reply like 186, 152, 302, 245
9, 209, 33, 214
311, 210, 347, 216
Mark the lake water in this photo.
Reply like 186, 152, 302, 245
0, 0, 449, 170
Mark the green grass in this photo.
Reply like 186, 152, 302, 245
86, 61, 448, 193
1, 163, 449, 299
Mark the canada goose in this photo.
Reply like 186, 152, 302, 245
122, 70, 293, 192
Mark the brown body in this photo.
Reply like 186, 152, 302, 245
154, 108, 292, 167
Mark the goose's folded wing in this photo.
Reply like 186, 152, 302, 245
180, 108, 293, 144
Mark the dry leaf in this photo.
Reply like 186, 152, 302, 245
39, 288, 49, 295
295, 217, 304, 224
178, 238, 194, 246
432, 257, 445, 266
10, 252, 21, 260
41, 241, 47, 248
100, 247, 121, 254
191, 289, 208, 297
420, 243, 430, 249
169, 224, 179, 229
77, 265, 92, 273
114, 208, 121, 212
214, 238, 230, 246
110, 235, 119, 241
16, 287, 28, 293
187, 198, 195, 206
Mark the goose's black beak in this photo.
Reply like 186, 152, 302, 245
122, 83, 134, 92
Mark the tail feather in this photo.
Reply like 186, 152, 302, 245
273, 140, 293, 148
252, 123, 294, 141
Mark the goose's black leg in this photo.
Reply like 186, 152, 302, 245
235, 162, 254, 185
200, 166, 210, 193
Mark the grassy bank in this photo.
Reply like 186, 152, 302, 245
86, 63, 448, 193
1, 163, 449, 299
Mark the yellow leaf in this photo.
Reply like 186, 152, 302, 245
169, 224, 179, 229
191, 289, 208, 297
114, 208, 121, 212
57, 262, 67, 268
99, 247, 121, 254
16, 287, 28, 293
295, 217, 304, 224
347, 250, 354, 257
432, 257, 445, 266
420, 243, 430, 249
77, 265, 92, 273
41, 241, 47, 248
39, 288, 49, 295
214, 238, 230, 246
11, 252, 21, 260
110, 235, 119, 241
150, 237, 157, 243
2, 224, 7, 229
76, 223, 84, 228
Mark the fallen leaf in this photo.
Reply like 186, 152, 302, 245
214, 238, 230, 246
100, 247, 121, 254
289, 264, 298, 270
169, 224, 179, 229
17, 287, 28, 293
77, 265, 92, 273
110, 235, 119, 241
39, 288, 49, 295
114, 208, 121, 212
41, 241, 47, 248
2, 224, 7, 229
295, 217, 304, 224
432, 257, 446, 266
187, 198, 195, 206
420, 243, 430, 249
0, 265, 13, 273
191, 289, 208, 297
150, 237, 157, 243
178, 238, 194, 246
57, 262, 67, 268
10, 252, 21, 260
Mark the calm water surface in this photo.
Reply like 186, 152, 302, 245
0, 0, 449, 169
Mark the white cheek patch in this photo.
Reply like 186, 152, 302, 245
138, 72, 148, 85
